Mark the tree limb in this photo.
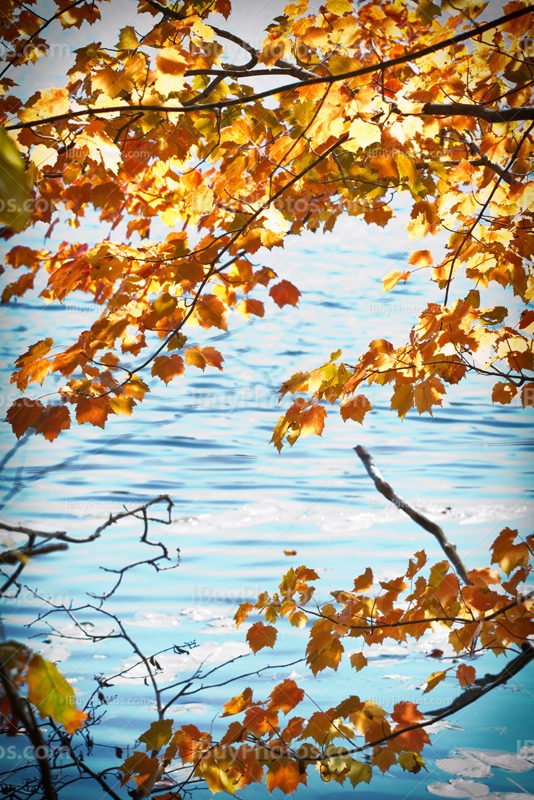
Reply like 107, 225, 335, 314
354, 445, 472, 585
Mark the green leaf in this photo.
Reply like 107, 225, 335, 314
0, 128, 32, 232
26, 654, 86, 733
480, 306, 507, 325
139, 719, 174, 751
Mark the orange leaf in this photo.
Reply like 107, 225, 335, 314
236, 298, 265, 319
34, 405, 71, 442
185, 346, 223, 371
340, 395, 372, 424
350, 652, 367, 672
151, 355, 185, 384
491, 527, 529, 575
246, 621, 277, 653
234, 602, 253, 628
390, 384, 414, 419
353, 567, 373, 593
299, 404, 327, 437
268, 679, 304, 714
119, 752, 159, 789
76, 397, 110, 429
457, 664, 476, 687
221, 687, 253, 717
269, 280, 301, 308
492, 381, 517, 404
408, 250, 433, 267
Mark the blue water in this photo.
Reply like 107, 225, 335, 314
1, 204, 533, 798
1, 0, 533, 791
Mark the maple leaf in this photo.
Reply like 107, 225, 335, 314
76, 397, 111, 429
457, 664, 476, 687
119, 752, 159, 789
382, 270, 410, 293
139, 719, 174, 751
185, 346, 224, 371
236, 299, 265, 320
269, 280, 301, 308
234, 602, 253, 628
372, 747, 397, 773
398, 752, 427, 773
350, 653, 367, 672
268, 679, 304, 714
26, 654, 87, 734
492, 381, 517, 404
221, 687, 253, 717
246, 621, 277, 653
422, 669, 448, 694
34, 405, 71, 442
490, 527, 529, 575
151, 355, 185, 385
353, 567, 373, 593
5, 398, 44, 439
340, 395, 372, 424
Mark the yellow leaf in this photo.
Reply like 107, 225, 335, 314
390, 384, 414, 419
423, 670, 447, 694
399, 752, 427, 773
0, 129, 32, 232
30, 144, 57, 169
382, 270, 410, 293
343, 118, 381, 151
303, 26, 329, 47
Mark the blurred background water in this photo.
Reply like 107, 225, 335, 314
1, 0, 533, 796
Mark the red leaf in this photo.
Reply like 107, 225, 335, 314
5, 398, 45, 439
269, 280, 301, 308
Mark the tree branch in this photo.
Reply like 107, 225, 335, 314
354, 445, 472, 585
6, 5, 533, 132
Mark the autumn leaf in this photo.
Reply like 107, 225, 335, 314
269, 280, 302, 308
399, 752, 427, 773
138, 719, 174, 751
26, 654, 87, 733
490, 527, 529, 576
119, 752, 159, 789
268, 679, 304, 714
236, 299, 265, 320
5, 398, 44, 439
492, 381, 517, 405
457, 664, 476, 687
350, 653, 367, 672
234, 602, 253, 628
151, 355, 185, 385
246, 621, 277, 653
340, 395, 372, 424
76, 397, 110, 428
422, 669, 448, 694
34, 405, 71, 442
382, 270, 410, 293
185, 346, 224, 371
353, 567, 373, 593
0, 129, 33, 232
221, 687, 253, 717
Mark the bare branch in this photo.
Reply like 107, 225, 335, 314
354, 445, 472, 585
